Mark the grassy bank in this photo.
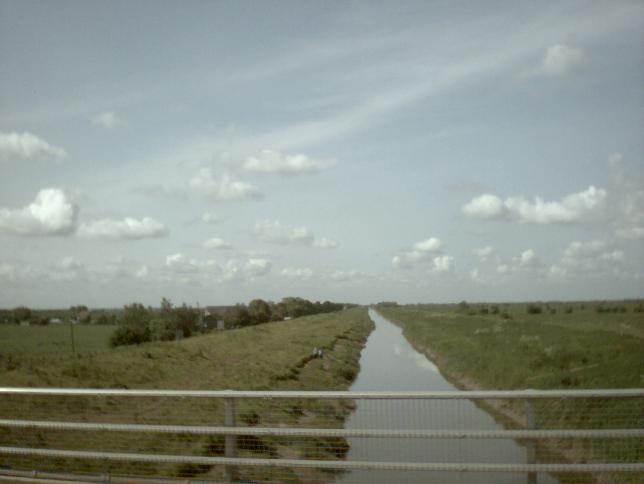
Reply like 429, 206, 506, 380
0, 308, 374, 481
377, 303, 643, 391
378, 304, 643, 483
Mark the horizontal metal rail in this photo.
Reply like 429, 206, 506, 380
1, 387, 642, 399
2, 446, 643, 473
1, 418, 642, 440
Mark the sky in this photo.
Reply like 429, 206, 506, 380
1, 0, 643, 308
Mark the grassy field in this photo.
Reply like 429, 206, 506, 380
377, 301, 643, 391
377, 302, 643, 483
0, 308, 374, 481
0, 323, 115, 372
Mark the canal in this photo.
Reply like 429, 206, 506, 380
341, 308, 558, 483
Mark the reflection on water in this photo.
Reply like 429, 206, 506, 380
341, 308, 558, 484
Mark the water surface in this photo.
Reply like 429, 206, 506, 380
341, 308, 557, 483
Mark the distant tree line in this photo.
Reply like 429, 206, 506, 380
109, 297, 350, 347
223, 297, 349, 328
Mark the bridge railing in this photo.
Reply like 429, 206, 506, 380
0, 387, 642, 483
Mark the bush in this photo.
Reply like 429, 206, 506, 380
110, 303, 152, 347
526, 304, 542, 314
110, 325, 150, 347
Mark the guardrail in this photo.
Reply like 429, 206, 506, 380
1, 387, 642, 483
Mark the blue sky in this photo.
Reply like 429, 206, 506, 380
1, 0, 643, 308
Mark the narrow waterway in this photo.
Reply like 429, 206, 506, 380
341, 308, 558, 484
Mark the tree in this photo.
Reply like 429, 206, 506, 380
224, 304, 252, 328
248, 299, 272, 325
110, 303, 152, 347
173, 303, 199, 336
12, 306, 32, 324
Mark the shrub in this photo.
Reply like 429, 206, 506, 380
526, 304, 542, 314
110, 325, 150, 347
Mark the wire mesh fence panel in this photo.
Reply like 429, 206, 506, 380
0, 389, 642, 483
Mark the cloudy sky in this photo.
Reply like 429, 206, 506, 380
1, 1, 643, 308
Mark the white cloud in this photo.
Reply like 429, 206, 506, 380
464, 186, 607, 224
313, 237, 339, 249
413, 237, 443, 252
609, 154, 644, 240
0, 188, 78, 236
518, 249, 536, 266
463, 194, 505, 218
203, 237, 232, 250
243, 149, 336, 175
201, 212, 220, 224
0, 131, 66, 161
135, 266, 149, 279
77, 217, 168, 240
280, 267, 314, 280
497, 264, 511, 274
244, 258, 272, 277
560, 240, 626, 275
189, 169, 262, 201
393, 237, 444, 269
254, 219, 337, 248
254, 219, 313, 244
432, 255, 454, 273
329, 269, 364, 282
91, 111, 125, 129
472, 246, 494, 261
534, 43, 584, 77
165, 253, 207, 273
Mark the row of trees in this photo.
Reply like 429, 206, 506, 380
110, 298, 200, 347
223, 297, 347, 328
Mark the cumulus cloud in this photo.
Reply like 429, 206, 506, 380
77, 217, 168, 240
254, 219, 338, 248
189, 169, 262, 201
463, 186, 607, 224
163, 252, 271, 282
244, 258, 272, 277
609, 153, 644, 240
533, 44, 584, 77
280, 267, 314, 280
243, 149, 336, 175
515, 249, 540, 267
472, 246, 495, 261
0, 188, 78, 236
463, 194, 505, 219
203, 237, 232, 250
560, 240, 625, 274
413, 237, 443, 252
432, 255, 454, 273
91, 111, 125, 129
393, 237, 444, 269
0, 131, 66, 161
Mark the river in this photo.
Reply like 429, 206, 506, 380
341, 308, 558, 483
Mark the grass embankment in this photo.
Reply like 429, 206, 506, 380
0, 308, 374, 482
378, 304, 643, 483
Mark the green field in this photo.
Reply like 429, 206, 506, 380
0, 308, 374, 481
0, 323, 116, 372
378, 302, 644, 483
378, 301, 644, 391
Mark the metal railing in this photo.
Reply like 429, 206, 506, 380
0, 387, 642, 483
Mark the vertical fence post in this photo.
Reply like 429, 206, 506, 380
224, 397, 237, 482
525, 398, 537, 484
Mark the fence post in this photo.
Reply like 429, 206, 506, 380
224, 397, 237, 482
525, 398, 537, 484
